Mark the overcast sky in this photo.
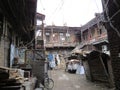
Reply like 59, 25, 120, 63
37, 0, 103, 27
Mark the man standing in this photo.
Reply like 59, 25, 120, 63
48, 53, 55, 70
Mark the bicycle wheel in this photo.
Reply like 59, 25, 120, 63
44, 78, 54, 89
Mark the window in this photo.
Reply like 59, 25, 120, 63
60, 33, 65, 42
102, 45, 107, 52
45, 32, 50, 43
99, 29, 102, 34
60, 33, 63, 36
83, 31, 88, 41
66, 33, 70, 42
46, 32, 50, 36
53, 33, 58, 42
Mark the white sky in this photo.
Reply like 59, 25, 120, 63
37, 0, 103, 27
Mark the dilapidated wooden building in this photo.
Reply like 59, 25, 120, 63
36, 25, 80, 56
77, 13, 109, 54
73, 13, 114, 87
0, 0, 37, 67
82, 50, 114, 87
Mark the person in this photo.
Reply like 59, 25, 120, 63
55, 56, 58, 66
12, 57, 19, 68
72, 62, 78, 73
67, 62, 73, 73
56, 54, 60, 69
76, 61, 85, 75
48, 53, 56, 70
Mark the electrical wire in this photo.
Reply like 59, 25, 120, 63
39, 0, 45, 11
24, 26, 43, 47
93, 0, 109, 19
93, 0, 120, 38
109, 21, 120, 37
93, 0, 100, 13
104, 0, 120, 38
47, 0, 64, 22
24, 0, 120, 48
113, 0, 119, 8
52, 0, 64, 23
47, 0, 62, 20
109, 9, 120, 21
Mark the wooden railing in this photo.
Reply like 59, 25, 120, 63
45, 42, 77, 47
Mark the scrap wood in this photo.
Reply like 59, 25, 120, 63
0, 66, 15, 71
0, 66, 10, 70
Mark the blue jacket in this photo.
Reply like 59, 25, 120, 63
48, 54, 53, 61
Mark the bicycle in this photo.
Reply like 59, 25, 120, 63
44, 61, 54, 89
44, 72, 54, 89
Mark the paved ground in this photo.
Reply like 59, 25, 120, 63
48, 69, 114, 90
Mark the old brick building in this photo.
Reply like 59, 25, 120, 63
73, 13, 114, 87
36, 25, 80, 56
76, 13, 109, 53
102, 0, 120, 89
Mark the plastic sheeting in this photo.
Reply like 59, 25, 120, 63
76, 65, 85, 75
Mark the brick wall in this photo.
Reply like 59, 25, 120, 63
30, 60, 45, 85
107, 27, 120, 89
102, 0, 120, 89
0, 38, 5, 66
0, 37, 10, 66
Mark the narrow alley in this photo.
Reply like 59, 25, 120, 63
49, 69, 114, 90
0, 0, 120, 90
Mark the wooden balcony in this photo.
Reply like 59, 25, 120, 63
82, 33, 108, 45
45, 42, 77, 48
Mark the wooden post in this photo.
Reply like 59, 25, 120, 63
99, 54, 114, 87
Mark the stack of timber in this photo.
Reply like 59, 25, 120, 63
0, 66, 25, 90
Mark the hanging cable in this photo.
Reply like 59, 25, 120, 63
48, 0, 64, 22
52, 0, 64, 22
109, 22, 120, 37
39, 0, 45, 11
93, 0, 120, 38
93, 0, 100, 12
94, 0, 109, 19
109, 9, 120, 21
104, 0, 120, 38
24, 25, 43, 47
47, 0, 63, 19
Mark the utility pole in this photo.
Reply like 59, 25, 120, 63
42, 20, 45, 50
36, 13, 45, 49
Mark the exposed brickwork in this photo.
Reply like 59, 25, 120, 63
0, 39, 4, 66
0, 37, 10, 66
107, 28, 120, 89
102, 0, 120, 86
